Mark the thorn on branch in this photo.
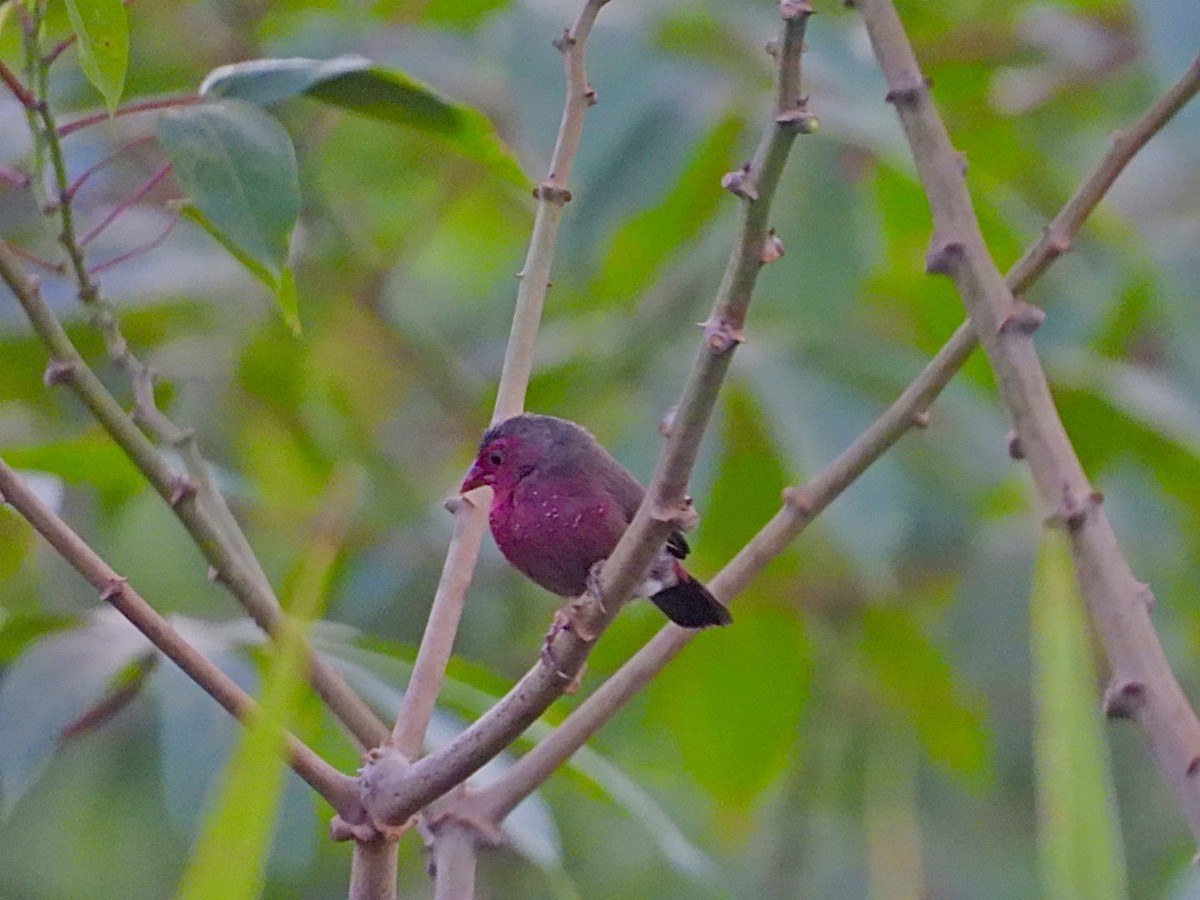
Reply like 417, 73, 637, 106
584, 87, 598, 106
206, 565, 221, 583
782, 485, 813, 516
99, 576, 128, 603
42, 359, 78, 387
1188, 754, 1200, 777
1007, 429, 1025, 460
1103, 680, 1147, 719
552, 28, 576, 53
885, 76, 932, 107
775, 108, 820, 134
955, 150, 969, 176
925, 240, 965, 275
1044, 225, 1073, 255
658, 405, 678, 438
168, 476, 198, 508
765, 40, 780, 57
702, 315, 746, 355
1135, 580, 1155, 611
533, 182, 572, 205
1045, 485, 1104, 531
760, 229, 786, 263
912, 410, 931, 428
652, 496, 700, 532
998, 301, 1046, 336
721, 163, 759, 201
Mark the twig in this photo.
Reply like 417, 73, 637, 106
89, 213, 179, 276
1007, 52, 1200, 296
357, 0, 814, 834
0, 456, 362, 820
858, 0, 1200, 840
0, 58, 39, 109
430, 823, 479, 900
57, 95, 201, 137
0, 162, 31, 189
0, 242, 389, 749
465, 37, 1200, 830
349, 840, 399, 900
64, 134, 158, 201
79, 161, 172, 246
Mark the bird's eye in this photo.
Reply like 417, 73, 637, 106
488, 450, 504, 466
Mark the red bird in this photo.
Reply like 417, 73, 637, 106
460, 414, 731, 628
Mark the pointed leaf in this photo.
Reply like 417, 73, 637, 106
62, 0, 128, 111
0, 611, 149, 814
157, 100, 300, 329
200, 56, 525, 186
1031, 531, 1127, 899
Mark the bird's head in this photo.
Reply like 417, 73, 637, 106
459, 414, 594, 494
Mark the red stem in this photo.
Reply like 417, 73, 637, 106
89, 214, 179, 276
0, 59, 40, 110
64, 135, 157, 200
79, 163, 173, 247
58, 95, 201, 138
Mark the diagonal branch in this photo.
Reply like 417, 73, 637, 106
462, 39, 1200, 829
0, 243, 388, 750
858, 0, 1200, 841
356, 0, 815, 834
0, 456, 362, 821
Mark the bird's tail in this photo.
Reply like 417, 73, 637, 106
650, 565, 732, 628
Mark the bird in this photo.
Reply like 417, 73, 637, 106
459, 413, 731, 629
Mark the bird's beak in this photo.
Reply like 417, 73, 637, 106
459, 462, 491, 494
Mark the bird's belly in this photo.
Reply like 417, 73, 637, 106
489, 496, 618, 597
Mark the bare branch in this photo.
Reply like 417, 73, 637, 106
0, 242, 388, 749
0, 456, 362, 820
858, 0, 1200, 841
357, 0, 814, 834
465, 42, 1200, 827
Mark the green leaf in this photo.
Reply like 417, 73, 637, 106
594, 114, 744, 300
200, 56, 526, 187
3, 432, 146, 509
62, 0, 128, 111
1031, 531, 1127, 900
860, 605, 992, 782
650, 608, 810, 813
157, 100, 300, 330
0, 611, 150, 815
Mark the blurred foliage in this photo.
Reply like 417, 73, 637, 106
1, 0, 1198, 897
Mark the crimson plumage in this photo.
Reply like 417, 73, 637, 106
460, 414, 731, 629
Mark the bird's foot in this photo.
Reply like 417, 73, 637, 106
540, 608, 589, 693
585, 560, 609, 617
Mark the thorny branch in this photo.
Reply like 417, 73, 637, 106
460, 22, 1200, 843
356, 0, 815, 838
858, 0, 1200, 841
0, 457, 363, 820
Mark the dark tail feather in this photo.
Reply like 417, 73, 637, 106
650, 570, 732, 628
